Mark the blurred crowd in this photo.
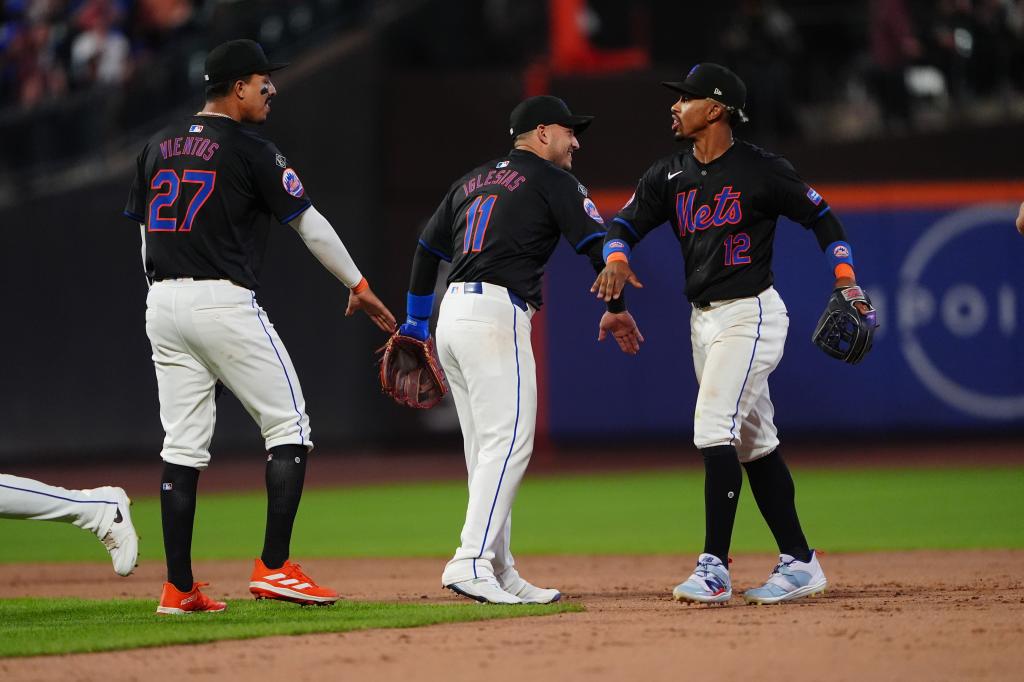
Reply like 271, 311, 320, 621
2, 0, 1024, 174
1, 0, 193, 111
0, 0, 367, 175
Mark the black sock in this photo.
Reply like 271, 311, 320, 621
261, 445, 307, 569
160, 462, 200, 592
743, 449, 811, 563
701, 445, 742, 563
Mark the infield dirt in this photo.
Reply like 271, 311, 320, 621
2, 550, 1022, 682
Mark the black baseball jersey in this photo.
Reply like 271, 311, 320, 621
609, 140, 831, 303
123, 114, 312, 290
417, 149, 607, 308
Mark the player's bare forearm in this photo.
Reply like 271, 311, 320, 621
346, 285, 397, 332
597, 311, 644, 355
1016, 201, 1024, 236
591, 261, 643, 302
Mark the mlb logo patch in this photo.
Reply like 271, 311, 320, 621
583, 198, 604, 224
281, 168, 304, 198
496, 160, 510, 168
806, 187, 823, 205
189, 124, 203, 133
162, 482, 173, 491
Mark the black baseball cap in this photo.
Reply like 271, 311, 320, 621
509, 96, 594, 138
662, 63, 749, 123
204, 39, 288, 85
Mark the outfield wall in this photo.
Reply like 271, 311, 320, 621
544, 183, 1024, 441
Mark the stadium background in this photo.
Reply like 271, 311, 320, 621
1, 0, 1021, 461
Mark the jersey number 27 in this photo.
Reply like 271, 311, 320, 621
148, 169, 217, 232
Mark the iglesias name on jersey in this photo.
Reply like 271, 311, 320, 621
417, 149, 607, 309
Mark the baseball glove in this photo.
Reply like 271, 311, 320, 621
811, 285, 878, 364
378, 332, 449, 408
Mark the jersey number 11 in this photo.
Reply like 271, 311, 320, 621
463, 194, 498, 253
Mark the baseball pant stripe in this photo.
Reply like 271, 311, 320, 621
729, 294, 763, 444
251, 293, 305, 446
473, 304, 521, 579
0, 483, 118, 506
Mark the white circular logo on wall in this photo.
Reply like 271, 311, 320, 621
899, 204, 1023, 419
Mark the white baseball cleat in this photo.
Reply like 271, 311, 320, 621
96, 487, 138, 577
445, 576, 523, 605
672, 553, 732, 604
743, 550, 827, 605
497, 567, 561, 604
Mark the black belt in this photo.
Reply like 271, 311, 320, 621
464, 281, 529, 312
692, 299, 712, 310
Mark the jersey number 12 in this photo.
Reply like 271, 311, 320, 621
148, 169, 217, 232
463, 194, 498, 253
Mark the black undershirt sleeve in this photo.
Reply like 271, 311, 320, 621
809, 210, 848, 251
408, 243, 442, 296
585, 241, 626, 313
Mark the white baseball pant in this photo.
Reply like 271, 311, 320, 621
0, 474, 120, 535
436, 282, 537, 585
145, 279, 312, 469
691, 286, 789, 462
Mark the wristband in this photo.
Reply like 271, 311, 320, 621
351, 277, 369, 294
834, 263, 855, 279
603, 239, 631, 264
407, 292, 435, 321
825, 241, 853, 277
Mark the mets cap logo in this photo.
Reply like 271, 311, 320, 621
806, 187, 823, 205
583, 198, 604, 224
282, 168, 304, 197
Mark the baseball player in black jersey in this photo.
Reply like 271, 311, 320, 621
123, 39, 396, 614
593, 64, 876, 605
400, 96, 641, 604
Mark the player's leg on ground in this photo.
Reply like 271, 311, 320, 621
436, 333, 479, 484
728, 289, 808, 559
147, 281, 219, 591
691, 290, 787, 561
742, 448, 810, 562
438, 294, 537, 585
193, 285, 313, 453
0, 474, 120, 534
261, 444, 307, 568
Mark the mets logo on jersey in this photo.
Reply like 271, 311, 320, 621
282, 168, 304, 197
189, 124, 203, 133
583, 198, 604, 224
806, 187, 823, 205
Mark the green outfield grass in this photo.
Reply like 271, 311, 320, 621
0, 597, 580, 657
1, 466, 1022, 564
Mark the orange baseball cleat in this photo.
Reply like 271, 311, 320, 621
248, 558, 339, 605
156, 581, 227, 615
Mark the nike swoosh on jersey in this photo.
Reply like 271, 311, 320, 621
668, 170, 684, 180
